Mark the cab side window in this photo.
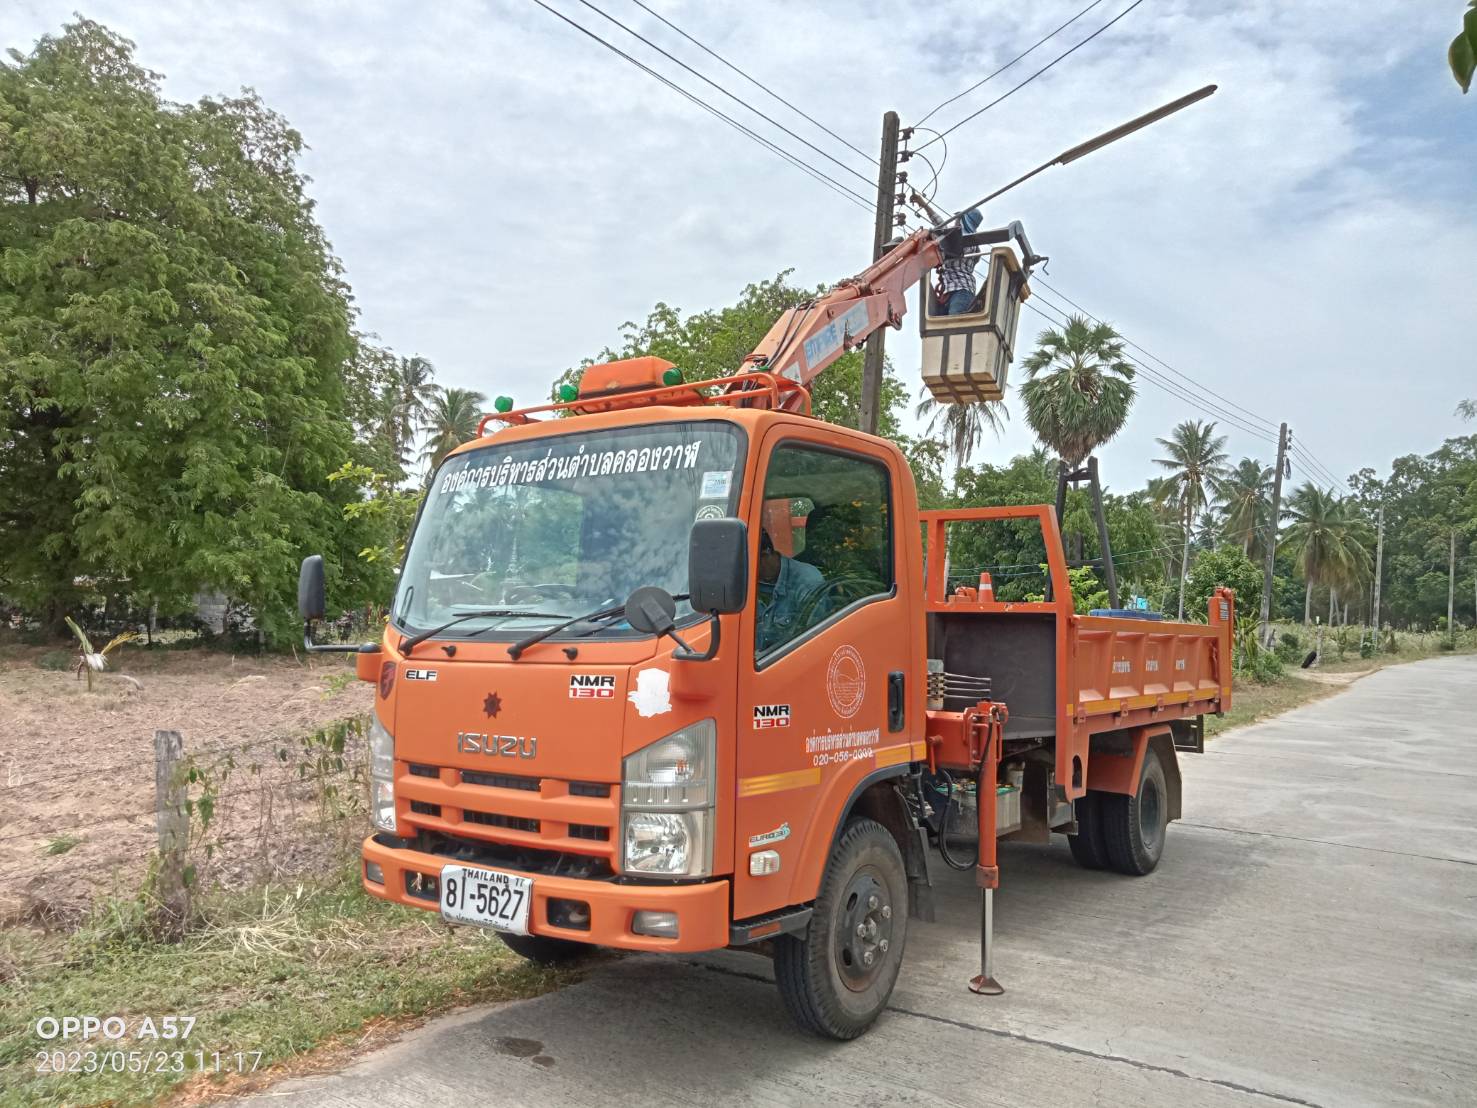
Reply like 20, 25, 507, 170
755, 444, 893, 660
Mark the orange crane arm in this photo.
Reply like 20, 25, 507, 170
731, 226, 945, 404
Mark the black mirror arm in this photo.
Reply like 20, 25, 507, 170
672, 612, 721, 662
303, 620, 369, 654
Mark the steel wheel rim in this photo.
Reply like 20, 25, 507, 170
1140, 776, 1164, 853
833, 866, 894, 992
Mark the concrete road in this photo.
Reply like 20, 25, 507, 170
257, 656, 1477, 1107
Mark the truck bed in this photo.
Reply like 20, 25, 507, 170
921, 505, 1234, 785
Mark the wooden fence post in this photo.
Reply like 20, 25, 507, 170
154, 729, 189, 936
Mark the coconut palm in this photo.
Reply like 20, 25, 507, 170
1279, 483, 1373, 626
1018, 315, 1136, 470
418, 386, 488, 474
390, 356, 438, 464
914, 386, 1008, 467
1213, 457, 1274, 560
1154, 419, 1229, 618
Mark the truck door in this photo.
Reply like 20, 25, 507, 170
732, 432, 917, 921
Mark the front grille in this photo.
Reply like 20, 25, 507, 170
409, 763, 440, 778
569, 824, 610, 842
410, 800, 442, 817
461, 770, 539, 792
403, 830, 614, 881
464, 809, 540, 834
569, 781, 611, 798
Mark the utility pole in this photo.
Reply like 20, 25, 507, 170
1449, 529, 1458, 644
859, 110, 900, 436
1370, 504, 1384, 640
1258, 422, 1290, 645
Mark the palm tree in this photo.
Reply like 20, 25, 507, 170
914, 386, 1008, 467
1213, 457, 1274, 560
391, 356, 438, 465
418, 387, 488, 474
1019, 315, 1136, 470
1154, 419, 1229, 618
1280, 484, 1373, 626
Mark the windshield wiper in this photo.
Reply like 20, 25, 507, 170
506, 593, 690, 660
400, 609, 570, 655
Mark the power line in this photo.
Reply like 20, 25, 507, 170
1023, 296, 1279, 445
570, 0, 876, 191
1031, 277, 1280, 434
625, 0, 874, 165
915, 0, 1147, 152
914, 0, 1111, 128
526, 0, 874, 213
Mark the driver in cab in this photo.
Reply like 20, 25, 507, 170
756, 528, 827, 653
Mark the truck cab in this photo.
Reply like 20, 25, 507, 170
347, 401, 930, 992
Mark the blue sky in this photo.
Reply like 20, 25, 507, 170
9, 0, 1475, 490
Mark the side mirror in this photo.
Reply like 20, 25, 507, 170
624, 586, 677, 636
688, 518, 748, 614
298, 554, 326, 622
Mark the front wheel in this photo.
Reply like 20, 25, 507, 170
1101, 747, 1170, 875
774, 818, 908, 1040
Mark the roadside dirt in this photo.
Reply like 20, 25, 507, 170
0, 644, 373, 927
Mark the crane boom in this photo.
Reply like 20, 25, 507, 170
731, 226, 945, 408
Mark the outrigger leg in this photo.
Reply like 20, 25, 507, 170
968, 702, 1005, 996
968, 887, 1003, 996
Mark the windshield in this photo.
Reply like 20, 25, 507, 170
393, 422, 745, 641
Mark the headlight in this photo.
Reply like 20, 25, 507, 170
621, 719, 715, 877
368, 713, 396, 834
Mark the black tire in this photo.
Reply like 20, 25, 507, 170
1067, 789, 1111, 870
1101, 746, 1169, 876
774, 818, 908, 1040
498, 931, 588, 966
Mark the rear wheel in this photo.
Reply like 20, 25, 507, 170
1102, 747, 1169, 876
1067, 789, 1110, 870
498, 931, 588, 966
774, 818, 908, 1040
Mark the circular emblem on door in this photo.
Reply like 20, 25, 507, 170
825, 644, 866, 719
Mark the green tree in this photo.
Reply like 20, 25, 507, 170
1452, 2, 1477, 92
1212, 457, 1273, 560
1018, 314, 1136, 470
1154, 419, 1229, 619
387, 355, 438, 468
1280, 483, 1373, 626
418, 387, 488, 474
1184, 545, 1263, 626
914, 386, 1008, 468
0, 20, 384, 642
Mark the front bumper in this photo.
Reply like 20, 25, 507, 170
361, 835, 731, 953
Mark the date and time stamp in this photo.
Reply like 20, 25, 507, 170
30, 1014, 262, 1077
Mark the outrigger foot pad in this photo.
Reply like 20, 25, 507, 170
968, 974, 1004, 996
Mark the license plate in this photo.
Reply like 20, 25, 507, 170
438, 865, 532, 934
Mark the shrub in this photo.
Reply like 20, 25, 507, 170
36, 649, 72, 671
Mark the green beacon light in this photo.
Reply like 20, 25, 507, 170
494, 395, 514, 413
558, 383, 578, 402
662, 367, 684, 386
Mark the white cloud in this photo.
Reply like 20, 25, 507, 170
9, 0, 1472, 488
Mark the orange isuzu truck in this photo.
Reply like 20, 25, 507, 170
297, 200, 1233, 1039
